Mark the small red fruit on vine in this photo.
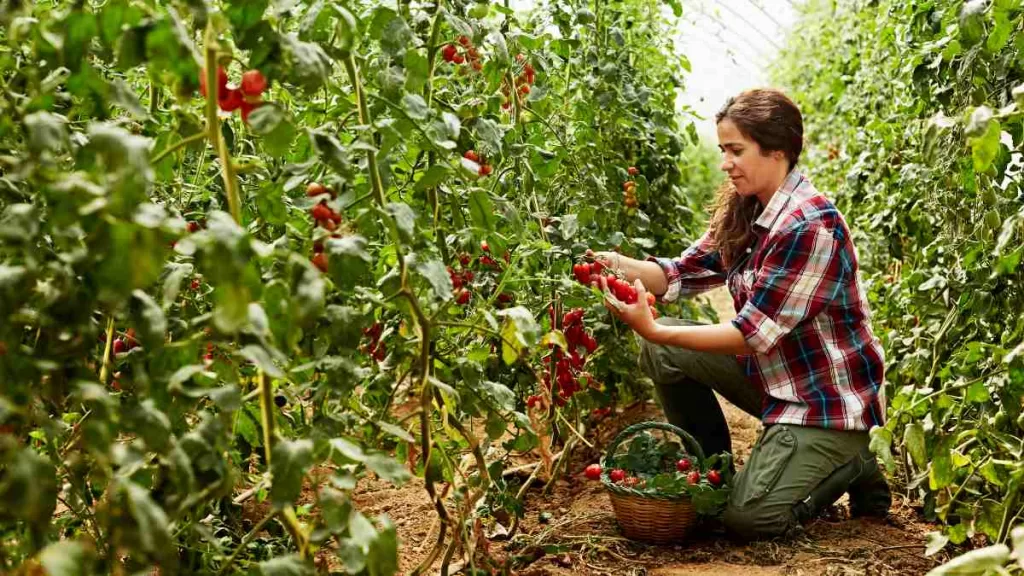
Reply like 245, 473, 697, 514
442, 44, 458, 62
584, 464, 602, 480
199, 66, 229, 98
526, 394, 541, 408
707, 469, 722, 486
112, 339, 126, 355
627, 166, 639, 176
623, 181, 635, 192
458, 35, 472, 47
312, 252, 329, 273
307, 182, 332, 198
455, 288, 471, 305
453, 54, 465, 65
187, 221, 201, 233
480, 241, 490, 252
219, 88, 243, 112
609, 469, 626, 483
464, 150, 480, 162
687, 470, 700, 485
191, 277, 201, 291
311, 203, 333, 223
676, 458, 691, 472
459, 253, 471, 267
240, 70, 267, 96
478, 164, 492, 176
240, 100, 261, 123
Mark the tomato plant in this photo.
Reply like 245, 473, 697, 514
0, 0, 717, 573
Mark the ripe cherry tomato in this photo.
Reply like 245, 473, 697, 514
584, 463, 602, 480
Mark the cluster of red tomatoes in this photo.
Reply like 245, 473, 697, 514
527, 307, 599, 408
448, 242, 512, 306
306, 182, 343, 273
501, 53, 536, 111
442, 35, 483, 72
623, 166, 639, 208
583, 458, 723, 487
199, 67, 267, 123
572, 256, 658, 318
462, 149, 493, 177
360, 322, 386, 363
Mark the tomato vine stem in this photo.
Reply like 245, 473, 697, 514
202, 25, 242, 225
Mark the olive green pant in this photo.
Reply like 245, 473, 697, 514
638, 318, 876, 540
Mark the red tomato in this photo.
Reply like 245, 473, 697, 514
218, 88, 243, 112
584, 463, 602, 480
676, 458, 691, 472
240, 70, 267, 96
312, 252, 329, 272
687, 471, 700, 485
707, 470, 722, 486
609, 469, 626, 483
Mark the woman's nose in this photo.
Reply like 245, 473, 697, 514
720, 158, 733, 171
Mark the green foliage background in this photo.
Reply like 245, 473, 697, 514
0, 0, 721, 573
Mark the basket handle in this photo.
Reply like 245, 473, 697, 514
603, 420, 706, 468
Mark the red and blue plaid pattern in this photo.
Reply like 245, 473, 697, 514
649, 171, 886, 430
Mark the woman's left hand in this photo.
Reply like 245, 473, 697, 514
600, 276, 659, 341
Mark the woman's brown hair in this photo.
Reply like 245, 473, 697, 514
709, 89, 804, 268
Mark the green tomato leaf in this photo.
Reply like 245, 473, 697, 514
868, 425, 896, 474
903, 422, 927, 469
258, 555, 315, 576
270, 439, 314, 508
364, 453, 412, 485
39, 540, 92, 576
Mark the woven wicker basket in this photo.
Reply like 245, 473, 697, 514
602, 421, 705, 544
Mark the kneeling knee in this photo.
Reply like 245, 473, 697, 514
722, 502, 797, 542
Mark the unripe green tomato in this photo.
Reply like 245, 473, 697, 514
984, 209, 1002, 232
980, 187, 998, 207
992, 412, 1009, 429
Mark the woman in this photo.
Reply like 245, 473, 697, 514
592, 89, 891, 540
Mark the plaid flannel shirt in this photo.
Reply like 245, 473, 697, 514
649, 170, 886, 430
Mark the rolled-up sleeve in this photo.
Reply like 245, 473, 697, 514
732, 221, 848, 354
646, 230, 725, 303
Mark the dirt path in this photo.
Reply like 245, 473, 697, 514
341, 288, 942, 575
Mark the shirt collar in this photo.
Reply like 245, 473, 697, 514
753, 169, 804, 231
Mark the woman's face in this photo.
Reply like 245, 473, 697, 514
716, 118, 788, 203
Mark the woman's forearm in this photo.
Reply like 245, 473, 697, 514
615, 256, 669, 296
644, 321, 753, 355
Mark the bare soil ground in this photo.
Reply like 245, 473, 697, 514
338, 288, 944, 575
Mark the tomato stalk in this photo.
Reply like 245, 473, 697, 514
98, 317, 115, 385
202, 25, 242, 224
151, 131, 207, 164
216, 510, 276, 575
345, 48, 454, 573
